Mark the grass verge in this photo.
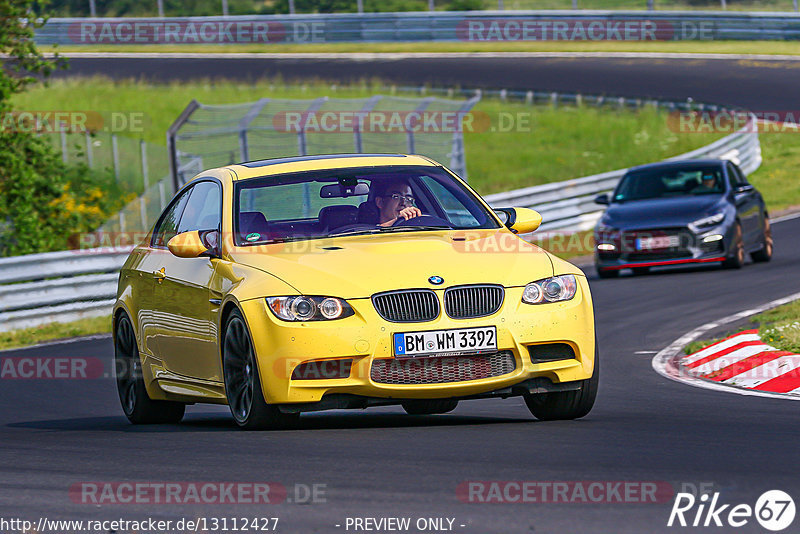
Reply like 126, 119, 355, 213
684, 299, 800, 355
0, 316, 111, 352
12, 76, 723, 196
45, 40, 800, 56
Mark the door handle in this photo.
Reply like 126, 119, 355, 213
154, 267, 166, 283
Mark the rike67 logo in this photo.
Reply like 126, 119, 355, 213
668, 490, 795, 531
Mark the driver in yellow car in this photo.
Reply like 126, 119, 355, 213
375, 180, 422, 226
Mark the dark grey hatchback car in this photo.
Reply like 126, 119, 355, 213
593, 159, 772, 278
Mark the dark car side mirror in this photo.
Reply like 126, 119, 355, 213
735, 184, 754, 194
594, 193, 610, 205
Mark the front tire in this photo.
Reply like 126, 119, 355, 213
223, 309, 298, 430
402, 399, 458, 415
115, 314, 185, 424
722, 222, 745, 269
524, 345, 599, 421
751, 216, 773, 263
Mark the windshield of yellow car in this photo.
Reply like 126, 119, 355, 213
233, 165, 500, 245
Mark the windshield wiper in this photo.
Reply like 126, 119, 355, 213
377, 225, 453, 233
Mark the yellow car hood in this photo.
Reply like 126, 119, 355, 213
229, 229, 558, 300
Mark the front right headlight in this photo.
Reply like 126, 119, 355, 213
266, 296, 355, 321
522, 275, 578, 304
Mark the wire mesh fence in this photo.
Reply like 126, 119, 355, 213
169, 94, 481, 190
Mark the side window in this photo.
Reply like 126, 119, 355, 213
152, 188, 192, 248
177, 181, 221, 233
727, 163, 745, 187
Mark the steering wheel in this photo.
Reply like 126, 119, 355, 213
391, 214, 452, 228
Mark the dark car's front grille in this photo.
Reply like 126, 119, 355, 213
372, 290, 439, 323
627, 251, 691, 262
370, 351, 516, 384
444, 285, 504, 319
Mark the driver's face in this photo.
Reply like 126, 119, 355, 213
377, 184, 413, 220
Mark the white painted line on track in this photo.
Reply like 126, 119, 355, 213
652, 290, 800, 401
34, 51, 800, 61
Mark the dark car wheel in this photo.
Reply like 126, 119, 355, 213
751, 216, 773, 263
402, 399, 459, 415
223, 309, 299, 430
524, 344, 598, 421
722, 222, 745, 270
115, 314, 185, 424
596, 266, 619, 279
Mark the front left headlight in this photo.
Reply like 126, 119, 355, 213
266, 296, 355, 321
690, 212, 725, 232
522, 275, 578, 305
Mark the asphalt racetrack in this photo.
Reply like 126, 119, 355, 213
2, 53, 798, 533
56, 53, 800, 111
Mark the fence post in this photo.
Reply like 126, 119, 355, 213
357, 0, 363, 13
112, 134, 120, 184
140, 197, 147, 231
140, 139, 149, 191
85, 131, 94, 168
429, 0, 434, 10
795, 0, 799, 11
159, 181, 166, 210
354, 95, 382, 153
88, 0, 96, 17
647, 0, 654, 10
222, 0, 229, 16
157, 0, 164, 17
119, 211, 126, 233
407, 98, 434, 154
720, 0, 726, 8
288, 0, 295, 14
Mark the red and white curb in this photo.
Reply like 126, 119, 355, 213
652, 290, 800, 401
681, 330, 800, 395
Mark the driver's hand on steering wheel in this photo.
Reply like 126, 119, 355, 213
380, 206, 422, 227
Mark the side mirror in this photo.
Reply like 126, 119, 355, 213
594, 193, 610, 205
735, 184, 754, 194
168, 230, 213, 258
496, 207, 542, 234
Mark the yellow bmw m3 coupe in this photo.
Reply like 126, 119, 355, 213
113, 154, 597, 429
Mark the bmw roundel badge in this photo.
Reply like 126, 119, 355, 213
428, 276, 444, 285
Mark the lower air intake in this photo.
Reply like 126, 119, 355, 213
370, 351, 516, 385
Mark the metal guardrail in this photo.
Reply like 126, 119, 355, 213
0, 248, 130, 332
484, 115, 761, 232
34, 11, 800, 45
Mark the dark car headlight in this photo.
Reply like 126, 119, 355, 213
689, 212, 725, 232
266, 296, 354, 321
522, 275, 578, 304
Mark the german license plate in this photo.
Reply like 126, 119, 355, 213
393, 326, 497, 358
636, 235, 679, 250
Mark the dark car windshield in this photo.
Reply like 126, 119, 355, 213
613, 165, 726, 202
234, 165, 500, 245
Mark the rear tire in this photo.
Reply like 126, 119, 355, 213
223, 309, 299, 430
115, 314, 185, 425
596, 266, 619, 279
402, 399, 458, 415
751, 216, 773, 263
524, 344, 599, 421
722, 222, 745, 270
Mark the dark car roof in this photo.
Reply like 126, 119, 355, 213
626, 159, 727, 174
